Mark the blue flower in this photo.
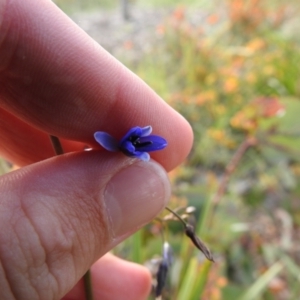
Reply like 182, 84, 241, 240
156, 242, 173, 297
94, 125, 167, 161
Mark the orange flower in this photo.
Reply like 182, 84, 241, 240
252, 97, 285, 118
223, 77, 239, 93
156, 24, 165, 36
172, 6, 185, 21
230, 97, 285, 132
246, 38, 266, 52
207, 14, 219, 25
123, 40, 133, 50
230, 110, 258, 132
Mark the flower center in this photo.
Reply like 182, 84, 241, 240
129, 136, 153, 148
129, 135, 139, 142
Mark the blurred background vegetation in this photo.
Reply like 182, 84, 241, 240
2, 0, 300, 299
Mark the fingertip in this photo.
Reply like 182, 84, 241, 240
62, 254, 152, 300
92, 254, 152, 300
150, 110, 194, 171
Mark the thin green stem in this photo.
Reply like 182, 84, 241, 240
83, 269, 94, 300
49, 135, 64, 155
49, 135, 94, 300
164, 206, 187, 227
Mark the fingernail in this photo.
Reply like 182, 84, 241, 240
103, 161, 170, 237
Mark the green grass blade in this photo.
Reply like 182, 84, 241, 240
197, 193, 214, 236
240, 262, 284, 300
190, 259, 212, 299
177, 257, 198, 300
131, 230, 143, 263
281, 254, 300, 281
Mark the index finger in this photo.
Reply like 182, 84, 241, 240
0, 0, 193, 170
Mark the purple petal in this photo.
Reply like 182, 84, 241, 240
141, 126, 152, 137
119, 126, 142, 145
134, 151, 150, 161
135, 135, 167, 152
121, 140, 135, 155
94, 132, 119, 152
163, 242, 173, 266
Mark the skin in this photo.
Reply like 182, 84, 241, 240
0, 0, 193, 299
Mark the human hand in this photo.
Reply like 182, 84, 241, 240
0, 0, 193, 299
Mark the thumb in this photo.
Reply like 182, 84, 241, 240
0, 151, 170, 300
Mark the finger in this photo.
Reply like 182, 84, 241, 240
63, 253, 152, 300
0, 0, 193, 171
0, 151, 170, 299
0, 107, 85, 166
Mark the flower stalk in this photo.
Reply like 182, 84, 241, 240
49, 135, 64, 155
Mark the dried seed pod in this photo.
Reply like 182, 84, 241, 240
164, 206, 214, 262
185, 224, 214, 262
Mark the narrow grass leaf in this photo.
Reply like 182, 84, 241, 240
190, 260, 212, 299
131, 230, 142, 263
240, 262, 284, 300
281, 254, 300, 281
177, 257, 198, 300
